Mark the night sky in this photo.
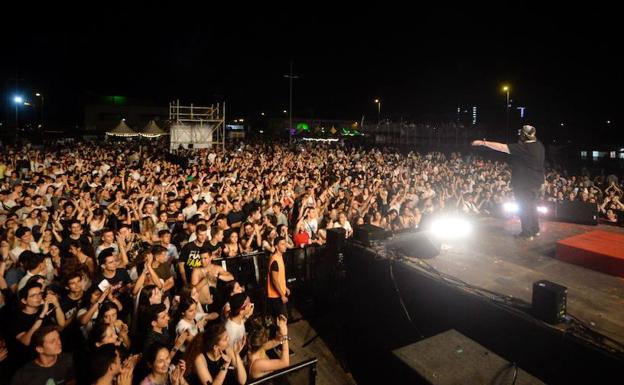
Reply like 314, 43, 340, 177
2, 4, 621, 142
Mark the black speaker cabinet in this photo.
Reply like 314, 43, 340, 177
393, 329, 546, 384
353, 224, 389, 246
326, 227, 346, 251
555, 200, 598, 225
386, 231, 441, 259
532, 280, 567, 324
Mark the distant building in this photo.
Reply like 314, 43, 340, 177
456, 106, 478, 126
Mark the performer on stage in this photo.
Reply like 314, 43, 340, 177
471, 125, 545, 240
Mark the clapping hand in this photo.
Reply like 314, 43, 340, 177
171, 360, 186, 385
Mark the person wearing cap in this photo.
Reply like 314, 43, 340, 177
472, 125, 545, 239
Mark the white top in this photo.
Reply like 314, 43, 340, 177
175, 318, 199, 352
225, 318, 246, 349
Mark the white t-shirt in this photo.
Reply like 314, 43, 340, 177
225, 318, 246, 349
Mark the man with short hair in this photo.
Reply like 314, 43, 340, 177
142, 304, 186, 359
10, 326, 75, 385
227, 199, 246, 229
9, 226, 39, 263
60, 220, 94, 258
148, 245, 175, 293
96, 228, 118, 258
178, 223, 208, 286
191, 249, 234, 308
10, 282, 66, 367
16, 251, 47, 291
90, 344, 136, 385
267, 237, 290, 318
59, 272, 86, 350
158, 229, 179, 265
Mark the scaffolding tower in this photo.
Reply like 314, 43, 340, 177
168, 100, 225, 150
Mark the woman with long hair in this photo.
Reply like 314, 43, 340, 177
184, 323, 246, 385
174, 296, 207, 354
247, 314, 290, 379
96, 301, 131, 349
222, 231, 240, 258
141, 343, 189, 385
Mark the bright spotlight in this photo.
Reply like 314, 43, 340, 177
14, 96, 23, 104
503, 202, 519, 213
430, 217, 472, 240
537, 206, 548, 214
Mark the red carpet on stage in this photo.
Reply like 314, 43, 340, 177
556, 230, 624, 277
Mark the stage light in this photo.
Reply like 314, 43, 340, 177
430, 217, 472, 240
503, 202, 519, 213
14, 96, 23, 104
537, 206, 549, 214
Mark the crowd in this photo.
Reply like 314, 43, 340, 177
0, 139, 623, 384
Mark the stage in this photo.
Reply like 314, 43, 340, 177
425, 217, 624, 346
338, 217, 624, 384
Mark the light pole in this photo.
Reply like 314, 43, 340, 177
35, 92, 44, 129
283, 61, 299, 138
502, 85, 510, 141
13, 96, 23, 130
374, 99, 381, 124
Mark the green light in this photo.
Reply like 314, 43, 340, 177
296, 122, 310, 132
103, 95, 128, 105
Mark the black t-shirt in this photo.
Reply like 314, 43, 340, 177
204, 241, 222, 257
93, 268, 132, 289
60, 234, 95, 258
241, 235, 261, 253
179, 241, 205, 282
60, 294, 86, 350
227, 210, 246, 226
9, 308, 55, 367
10, 353, 75, 385
507, 141, 545, 189
142, 329, 172, 357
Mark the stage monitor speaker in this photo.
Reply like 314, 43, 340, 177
353, 224, 389, 246
393, 329, 546, 385
555, 201, 598, 225
326, 227, 346, 251
532, 280, 567, 325
386, 231, 441, 259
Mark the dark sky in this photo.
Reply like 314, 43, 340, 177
2, 4, 621, 140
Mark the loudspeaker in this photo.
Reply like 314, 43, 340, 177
386, 231, 441, 259
532, 280, 567, 324
393, 329, 546, 385
326, 227, 346, 251
555, 200, 598, 225
353, 224, 390, 246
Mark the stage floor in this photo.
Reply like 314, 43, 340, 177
420, 217, 624, 345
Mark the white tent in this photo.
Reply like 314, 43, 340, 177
106, 120, 139, 137
140, 120, 167, 138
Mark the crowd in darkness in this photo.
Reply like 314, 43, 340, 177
0, 139, 623, 384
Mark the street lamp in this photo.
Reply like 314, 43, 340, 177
35, 92, 44, 128
502, 85, 510, 141
374, 99, 381, 124
13, 96, 24, 131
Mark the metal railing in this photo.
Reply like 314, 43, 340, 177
247, 358, 318, 385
